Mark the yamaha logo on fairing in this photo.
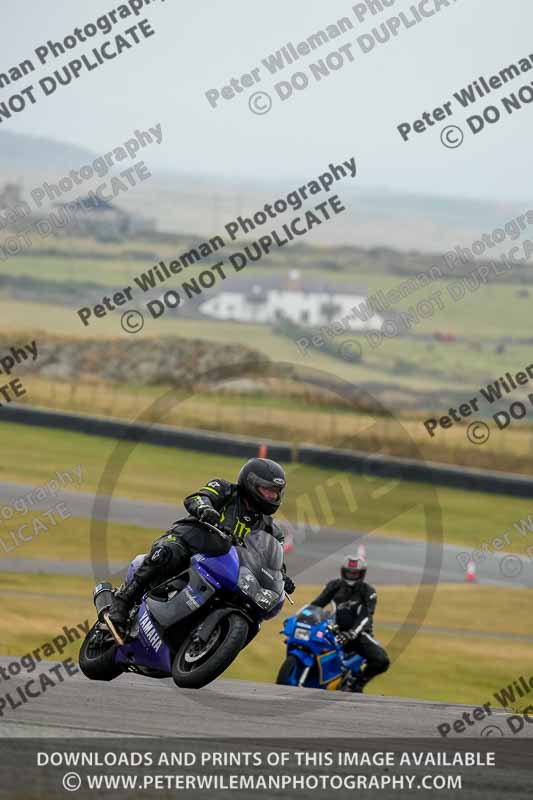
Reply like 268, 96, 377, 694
139, 610, 163, 652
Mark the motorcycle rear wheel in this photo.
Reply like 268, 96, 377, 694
276, 655, 305, 686
78, 622, 123, 681
172, 613, 248, 689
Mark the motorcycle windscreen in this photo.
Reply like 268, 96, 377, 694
296, 605, 331, 625
238, 530, 284, 591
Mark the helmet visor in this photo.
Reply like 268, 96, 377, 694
342, 558, 365, 582
248, 472, 285, 505
258, 485, 281, 502
342, 567, 365, 582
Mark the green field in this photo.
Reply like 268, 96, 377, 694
0, 515, 156, 565
1, 421, 532, 555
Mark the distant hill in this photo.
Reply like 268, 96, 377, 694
150, 168, 521, 252
0, 130, 97, 172
0, 130, 523, 252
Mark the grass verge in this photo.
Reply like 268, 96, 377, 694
1, 576, 528, 706
1, 421, 533, 554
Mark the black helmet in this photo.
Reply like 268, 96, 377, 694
341, 554, 367, 585
237, 458, 286, 515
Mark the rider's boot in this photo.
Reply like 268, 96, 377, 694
107, 578, 145, 639
350, 676, 366, 693
107, 542, 190, 638
339, 671, 366, 693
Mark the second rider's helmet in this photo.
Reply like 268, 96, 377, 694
341, 555, 367, 585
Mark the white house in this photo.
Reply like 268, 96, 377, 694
199, 289, 384, 331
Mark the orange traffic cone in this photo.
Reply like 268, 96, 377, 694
283, 531, 295, 554
258, 444, 268, 458
466, 560, 476, 583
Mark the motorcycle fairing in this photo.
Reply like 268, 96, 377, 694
281, 616, 297, 639
316, 650, 342, 685
193, 560, 222, 589
146, 565, 217, 629
194, 549, 240, 590
287, 647, 316, 670
115, 599, 172, 673
343, 652, 365, 675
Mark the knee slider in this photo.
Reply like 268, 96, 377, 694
148, 545, 173, 565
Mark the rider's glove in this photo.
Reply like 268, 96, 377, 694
337, 630, 356, 645
283, 575, 296, 594
199, 506, 221, 526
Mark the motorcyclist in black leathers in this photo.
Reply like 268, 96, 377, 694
107, 458, 296, 637
311, 554, 390, 693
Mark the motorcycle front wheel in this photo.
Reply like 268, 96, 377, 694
172, 613, 249, 689
276, 655, 306, 686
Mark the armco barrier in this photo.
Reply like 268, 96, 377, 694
0, 404, 293, 462
297, 444, 533, 499
2, 404, 533, 498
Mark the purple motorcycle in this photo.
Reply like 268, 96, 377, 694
79, 522, 286, 689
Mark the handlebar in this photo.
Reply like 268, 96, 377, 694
197, 519, 245, 547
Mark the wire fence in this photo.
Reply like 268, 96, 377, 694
12, 376, 533, 476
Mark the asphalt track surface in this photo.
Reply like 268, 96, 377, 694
1, 666, 531, 798
1, 659, 530, 740
1, 482, 532, 589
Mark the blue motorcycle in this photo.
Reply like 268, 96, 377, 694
277, 604, 367, 691
79, 521, 286, 689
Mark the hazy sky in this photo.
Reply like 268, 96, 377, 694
2, 0, 532, 202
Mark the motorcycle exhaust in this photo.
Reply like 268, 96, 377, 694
93, 582, 114, 622
93, 583, 125, 646
93, 583, 124, 646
